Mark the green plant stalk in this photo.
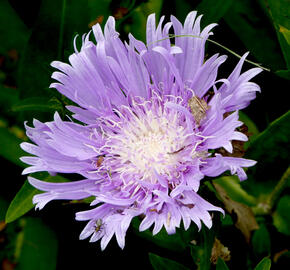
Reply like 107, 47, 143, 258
253, 167, 290, 215
147, 34, 270, 72
267, 166, 290, 209
57, 0, 66, 60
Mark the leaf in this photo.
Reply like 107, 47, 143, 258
216, 258, 230, 270
267, 0, 290, 69
273, 250, 290, 264
5, 173, 69, 223
11, 97, 63, 112
214, 176, 257, 206
275, 69, 290, 80
245, 111, 290, 182
0, 0, 29, 54
279, 25, 290, 45
126, 0, 164, 42
211, 238, 231, 265
252, 223, 271, 255
88, 0, 111, 24
273, 195, 290, 236
238, 111, 260, 149
254, 257, 271, 270
14, 217, 58, 270
223, 0, 285, 71
0, 125, 26, 167
196, 0, 233, 27
220, 214, 233, 226
17, 0, 60, 99
191, 227, 215, 270
132, 217, 193, 252
149, 253, 189, 270
18, 0, 100, 99
0, 84, 20, 110
213, 183, 259, 243
174, 0, 192, 22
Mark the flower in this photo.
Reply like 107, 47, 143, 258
20, 11, 261, 250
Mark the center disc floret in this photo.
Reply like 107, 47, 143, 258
99, 96, 202, 184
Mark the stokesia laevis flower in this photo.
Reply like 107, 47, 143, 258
20, 11, 261, 250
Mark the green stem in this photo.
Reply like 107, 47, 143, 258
253, 167, 290, 215
267, 166, 290, 209
57, 0, 66, 60
116, 0, 137, 27
206, 38, 270, 72
147, 34, 270, 72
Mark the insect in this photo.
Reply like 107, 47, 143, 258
96, 156, 104, 167
94, 219, 104, 233
188, 96, 209, 126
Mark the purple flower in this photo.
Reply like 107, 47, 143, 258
21, 11, 261, 250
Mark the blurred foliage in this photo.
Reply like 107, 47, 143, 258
149, 252, 190, 270
223, 0, 285, 71
254, 257, 272, 270
0, 0, 289, 269
5, 173, 69, 224
246, 111, 290, 181
273, 195, 290, 236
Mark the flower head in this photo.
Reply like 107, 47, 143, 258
21, 11, 261, 250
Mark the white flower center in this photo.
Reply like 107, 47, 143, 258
101, 98, 195, 183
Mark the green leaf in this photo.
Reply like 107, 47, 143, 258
0, 84, 20, 110
216, 258, 230, 270
5, 173, 69, 223
279, 25, 290, 45
11, 97, 63, 112
220, 214, 233, 226
238, 111, 260, 149
174, 0, 192, 23
196, 0, 233, 27
18, 0, 103, 99
0, 0, 30, 54
254, 257, 271, 270
252, 223, 271, 255
275, 69, 290, 80
273, 195, 290, 235
245, 111, 290, 182
191, 227, 215, 270
87, 0, 111, 23
149, 253, 189, 270
214, 176, 257, 206
267, 0, 290, 69
223, 0, 285, 71
125, 0, 163, 42
0, 125, 26, 167
17, 0, 60, 99
14, 217, 58, 270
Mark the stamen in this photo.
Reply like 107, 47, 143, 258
98, 95, 207, 184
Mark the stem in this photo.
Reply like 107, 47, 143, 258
57, 0, 67, 60
206, 39, 270, 72
116, 0, 137, 27
267, 166, 290, 209
147, 34, 270, 72
253, 167, 290, 215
